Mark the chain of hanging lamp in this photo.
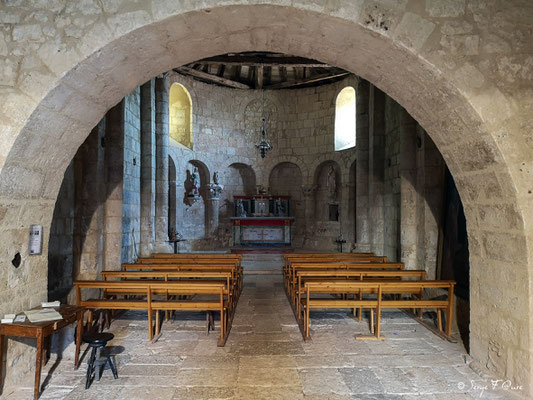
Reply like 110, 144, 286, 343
255, 67, 272, 158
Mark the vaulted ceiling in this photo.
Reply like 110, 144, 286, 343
174, 52, 351, 90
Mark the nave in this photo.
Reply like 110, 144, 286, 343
3, 273, 515, 400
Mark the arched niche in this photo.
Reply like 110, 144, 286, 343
180, 160, 210, 241
220, 163, 256, 219
311, 161, 342, 250
169, 83, 193, 149
268, 162, 304, 246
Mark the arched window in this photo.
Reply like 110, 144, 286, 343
334, 86, 356, 151
169, 83, 193, 149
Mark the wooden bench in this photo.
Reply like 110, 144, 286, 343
122, 262, 243, 294
134, 258, 243, 289
74, 280, 232, 346
286, 262, 404, 303
142, 254, 242, 269
152, 253, 241, 260
293, 269, 426, 319
302, 280, 455, 341
283, 254, 387, 284
101, 270, 238, 312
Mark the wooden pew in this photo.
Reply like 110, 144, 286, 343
122, 262, 242, 294
152, 253, 241, 260
302, 280, 455, 341
286, 262, 404, 303
101, 270, 238, 312
293, 269, 425, 318
135, 258, 243, 291
143, 254, 242, 269
283, 254, 387, 283
74, 280, 232, 346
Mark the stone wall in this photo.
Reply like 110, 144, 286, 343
47, 162, 74, 301
121, 89, 141, 263
383, 96, 402, 262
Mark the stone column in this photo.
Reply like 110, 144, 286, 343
104, 101, 125, 269
422, 128, 445, 279
139, 79, 156, 256
73, 119, 106, 281
205, 183, 223, 237
355, 80, 371, 252
399, 107, 418, 270
154, 77, 171, 252
368, 85, 386, 256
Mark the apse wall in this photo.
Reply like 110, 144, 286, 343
166, 73, 362, 251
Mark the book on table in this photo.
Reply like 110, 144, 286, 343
24, 309, 63, 323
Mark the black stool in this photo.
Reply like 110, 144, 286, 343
83, 332, 118, 389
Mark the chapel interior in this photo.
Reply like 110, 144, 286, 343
36, 51, 470, 398
0, 2, 531, 399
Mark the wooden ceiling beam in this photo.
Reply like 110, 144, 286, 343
256, 65, 264, 89
191, 59, 331, 68
264, 72, 350, 90
174, 66, 250, 89
279, 66, 288, 81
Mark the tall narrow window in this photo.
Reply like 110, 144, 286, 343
169, 83, 193, 149
334, 86, 356, 151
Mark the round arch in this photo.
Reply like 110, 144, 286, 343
0, 2, 530, 392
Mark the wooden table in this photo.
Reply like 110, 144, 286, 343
0, 305, 86, 399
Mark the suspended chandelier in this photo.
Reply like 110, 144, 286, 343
255, 83, 272, 158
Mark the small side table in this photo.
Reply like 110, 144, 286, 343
0, 305, 86, 399
167, 239, 186, 254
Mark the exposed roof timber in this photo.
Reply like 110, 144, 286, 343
256, 64, 264, 89
193, 54, 330, 68
175, 66, 250, 89
195, 61, 332, 68
217, 64, 225, 77
279, 66, 288, 81
264, 71, 350, 89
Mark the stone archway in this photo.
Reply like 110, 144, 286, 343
0, 1, 531, 392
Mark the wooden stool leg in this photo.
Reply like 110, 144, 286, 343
85, 346, 97, 389
370, 310, 374, 334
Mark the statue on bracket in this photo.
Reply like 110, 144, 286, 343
327, 165, 337, 200
207, 171, 224, 200
186, 167, 201, 204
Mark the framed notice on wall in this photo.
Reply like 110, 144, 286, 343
28, 225, 43, 255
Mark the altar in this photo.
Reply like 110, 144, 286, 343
232, 195, 294, 247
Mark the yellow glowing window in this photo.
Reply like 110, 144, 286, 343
334, 86, 356, 151
169, 83, 193, 149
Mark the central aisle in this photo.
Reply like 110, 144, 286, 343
14, 274, 517, 399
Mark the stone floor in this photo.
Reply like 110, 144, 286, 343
3, 274, 524, 399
